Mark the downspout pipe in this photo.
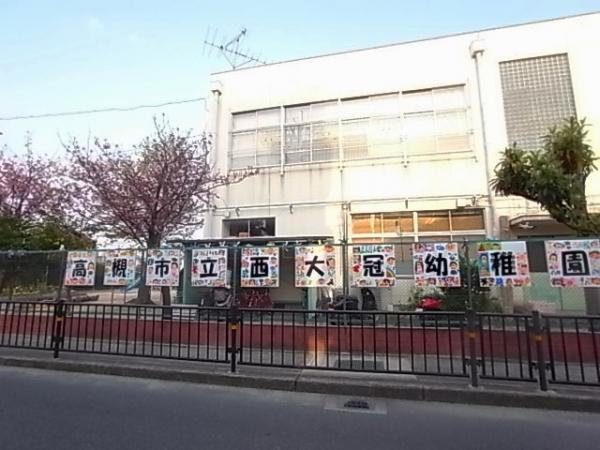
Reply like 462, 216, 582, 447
470, 39, 497, 238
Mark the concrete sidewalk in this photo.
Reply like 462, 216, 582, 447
1, 347, 599, 414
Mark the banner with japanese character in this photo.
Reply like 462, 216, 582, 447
412, 243, 460, 287
295, 245, 336, 287
477, 241, 530, 287
241, 247, 279, 287
146, 249, 182, 286
104, 250, 136, 286
191, 248, 229, 287
351, 245, 396, 287
64, 251, 96, 286
545, 239, 600, 287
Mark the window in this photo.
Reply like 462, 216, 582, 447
351, 209, 485, 242
451, 210, 485, 231
403, 86, 471, 155
223, 218, 276, 237
418, 211, 450, 232
230, 85, 472, 169
500, 54, 576, 150
341, 94, 402, 160
284, 101, 339, 164
231, 109, 281, 169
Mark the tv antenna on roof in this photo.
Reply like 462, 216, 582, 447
203, 27, 267, 70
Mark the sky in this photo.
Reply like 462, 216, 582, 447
1, 0, 598, 157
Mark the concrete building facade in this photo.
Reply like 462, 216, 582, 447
200, 13, 600, 311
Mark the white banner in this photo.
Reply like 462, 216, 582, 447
191, 248, 229, 287
104, 250, 136, 286
146, 249, 182, 286
64, 251, 96, 286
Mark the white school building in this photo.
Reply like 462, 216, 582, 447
199, 12, 600, 312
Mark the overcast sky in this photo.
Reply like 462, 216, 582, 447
1, 0, 598, 157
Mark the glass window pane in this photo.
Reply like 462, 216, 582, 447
232, 112, 256, 131
451, 210, 485, 231
404, 112, 435, 136
433, 86, 465, 110
284, 125, 310, 152
402, 90, 433, 113
373, 214, 382, 234
342, 97, 371, 119
230, 155, 254, 169
231, 132, 255, 151
382, 213, 414, 232
352, 214, 373, 234
342, 119, 369, 160
257, 108, 280, 128
369, 117, 402, 156
436, 110, 468, 134
418, 211, 450, 232
437, 134, 471, 152
312, 122, 339, 161
285, 105, 310, 124
311, 101, 338, 122
406, 136, 436, 155
369, 94, 399, 116
257, 128, 280, 153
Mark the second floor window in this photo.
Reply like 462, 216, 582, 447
230, 108, 281, 169
230, 85, 472, 169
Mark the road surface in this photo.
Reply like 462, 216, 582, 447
0, 366, 598, 450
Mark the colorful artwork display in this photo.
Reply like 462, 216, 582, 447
412, 242, 460, 287
545, 239, 600, 287
191, 248, 229, 287
295, 245, 336, 287
477, 241, 530, 287
241, 247, 279, 287
103, 250, 136, 286
351, 245, 396, 287
64, 251, 96, 286
146, 249, 182, 286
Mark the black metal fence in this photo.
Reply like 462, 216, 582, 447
1, 300, 599, 389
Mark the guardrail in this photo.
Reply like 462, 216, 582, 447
1, 300, 599, 389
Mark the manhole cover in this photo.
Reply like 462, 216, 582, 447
344, 399, 370, 410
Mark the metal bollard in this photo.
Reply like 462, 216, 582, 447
52, 300, 66, 359
229, 304, 240, 373
466, 309, 479, 388
531, 310, 549, 391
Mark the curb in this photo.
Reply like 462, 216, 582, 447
1, 355, 599, 414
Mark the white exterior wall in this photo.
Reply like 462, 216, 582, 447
205, 13, 600, 240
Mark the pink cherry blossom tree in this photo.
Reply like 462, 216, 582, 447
66, 118, 253, 304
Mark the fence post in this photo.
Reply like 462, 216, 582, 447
54, 250, 67, 302
466, 309, 479, 387
531, 310, 549, 391
229, 246, 239, 373
463, 240, 473, 310
229, 303, 239, 373
52, 300, 66, 358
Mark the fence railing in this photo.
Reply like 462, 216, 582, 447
1, 300, 599, 388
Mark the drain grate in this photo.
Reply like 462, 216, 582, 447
343, 399, 370, 410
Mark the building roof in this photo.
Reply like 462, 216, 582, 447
211, 11, 599, 75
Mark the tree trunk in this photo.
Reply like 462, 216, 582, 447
130, 249, 153, 305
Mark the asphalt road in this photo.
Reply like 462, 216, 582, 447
0, 366, 598, 450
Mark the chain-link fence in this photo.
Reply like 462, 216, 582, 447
0, 238, 596, 314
